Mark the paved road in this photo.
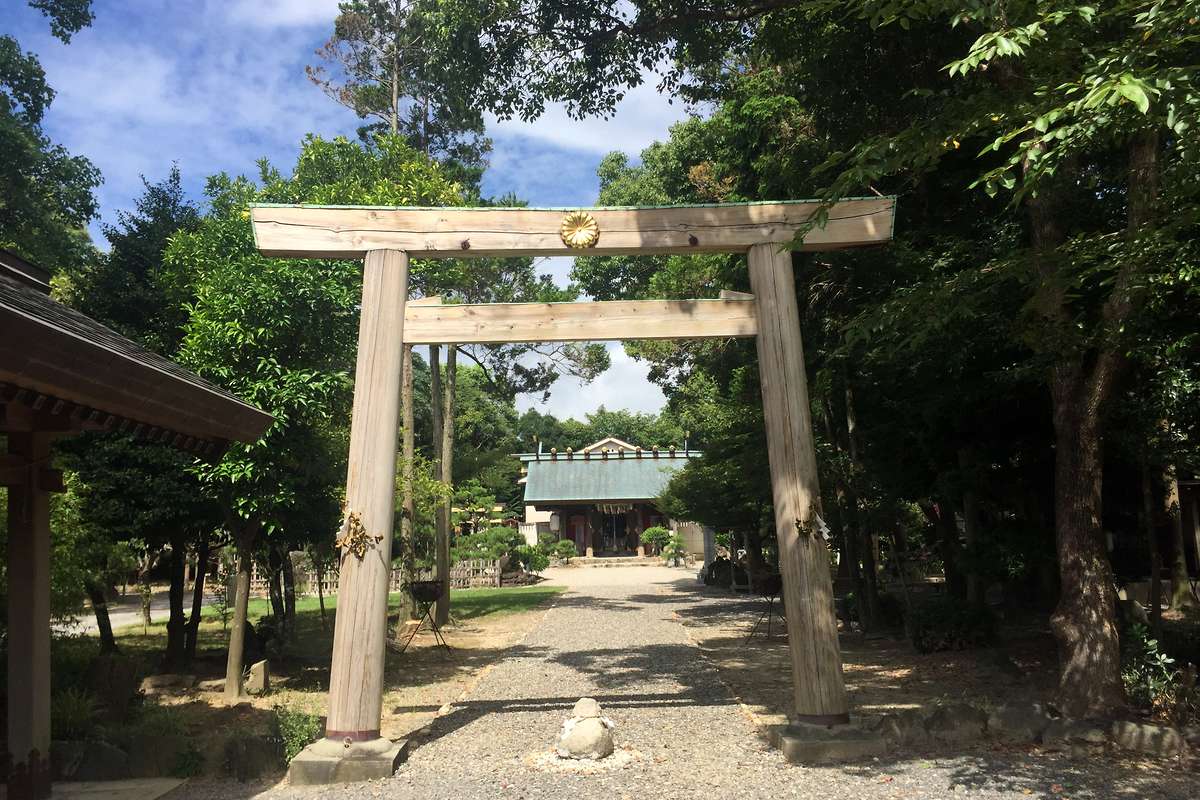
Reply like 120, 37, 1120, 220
70, 589, 197, 635
234, 565, 1192, 800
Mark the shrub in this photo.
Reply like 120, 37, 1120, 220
907, 597, 997, 653
640, 526, 671, 554
51, 687, 99, 740
172, 742, 206, 778
515, 544, 550, 574
1120, 622, 1197, 721
552, 539, 578, 562
452, 527, 524, 562
871, 592, 906, 629
662, 533, 687, 565
273, 705, 322, 763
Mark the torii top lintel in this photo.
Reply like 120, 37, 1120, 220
249, 197, 896, 260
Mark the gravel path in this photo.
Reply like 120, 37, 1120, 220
191, 566, 1193, 800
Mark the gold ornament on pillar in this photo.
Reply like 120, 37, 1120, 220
559, 210, 599, 249
335, 510, 382, 559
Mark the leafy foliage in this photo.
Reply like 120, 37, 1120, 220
662, 533, 687, 565
514, 544, 550, 574
639, 525, 671, 555
273, 705, 323, 762
907, 598, 998, 654
0, 0, 100, 268
168, 133, 458, 529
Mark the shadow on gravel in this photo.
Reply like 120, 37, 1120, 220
403, 687, 734, 756
548, 593, 646, 613
836, 749, 1193, 800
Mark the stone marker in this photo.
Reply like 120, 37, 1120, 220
557, 697, 615, 760
139, 674, 197, 696
1109, 720, 1186, 758
246, 659, 270, 695
987, 703, 1048, 743
872, 709, 930, 749
924, 703, 987, 744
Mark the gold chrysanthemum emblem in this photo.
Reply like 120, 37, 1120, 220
560, 210, 599, 249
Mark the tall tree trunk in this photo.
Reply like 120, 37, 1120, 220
923, 501, 965, 599
819, 395, 857, 582
1047, 386, 1125, 716
1026, 132, 1157, 717
163, 535, 187, 671
958, 448, 983, 604
315, 554, 329, 630
138, 551, 156, 632
436, 346, 457, 626
430, 344, 449, 623
400, 345, 417, 621
1163, 465, 1198, 610
267, 546, 285, 629
282, 547, 297, 637
845, 382, 880, 629
224, 522, 258, 701
185, 535, 210, 665
1142, 465, 1162, 629
85, 580, 117, 654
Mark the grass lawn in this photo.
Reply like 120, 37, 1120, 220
107, 584, 564, 665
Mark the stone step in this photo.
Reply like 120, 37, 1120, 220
570, 556, 664, 567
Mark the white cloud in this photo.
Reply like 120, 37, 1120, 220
488, 74, 692, 157
516, 343, 666, 420
18, 1, 682, 420
222, 0, 343, 28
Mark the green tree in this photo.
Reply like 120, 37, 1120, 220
56, 168, 217, 669
426, 0, 1200, 717
0, 0, 100, 268
168, 133, 460, 698
64, 166, 199, 352
308, 0, 491, 188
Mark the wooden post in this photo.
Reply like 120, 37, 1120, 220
399, 346, 416, 622
325, 249, 408, 742
748, 243, 849, 725
435, 345, 456, 626
7, 431, 52, 799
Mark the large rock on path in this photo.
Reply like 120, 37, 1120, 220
558, 717, 615, 760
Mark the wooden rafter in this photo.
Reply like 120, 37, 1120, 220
402, 297, 758, 344
250, 198, 895, 259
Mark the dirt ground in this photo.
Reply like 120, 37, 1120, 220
663, 581, 1060, 734
148, 598, 557, 778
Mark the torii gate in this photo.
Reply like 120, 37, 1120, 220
249, 197, 895, 782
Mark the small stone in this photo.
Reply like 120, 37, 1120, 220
925, 704, 987, 744
246, 659, 270, 695
139, 673, 197, 695
873, 709, 930, 748
557, 717, 615, 760
572, 697, 602, 719
987, 703, 1048, 743
223, 730, 284, 780
52, 740, 131, 781
1109, 720, 1186, 758
1042, 718, 1107, 749
88, 654, 140, 722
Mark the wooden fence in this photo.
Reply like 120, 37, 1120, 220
240, 556, 501, 598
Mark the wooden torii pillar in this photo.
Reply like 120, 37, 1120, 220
253, 198, 895, 781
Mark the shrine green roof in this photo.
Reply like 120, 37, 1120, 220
518, 451, 698, 503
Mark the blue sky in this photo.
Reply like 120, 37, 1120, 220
8, 0, 695, 420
